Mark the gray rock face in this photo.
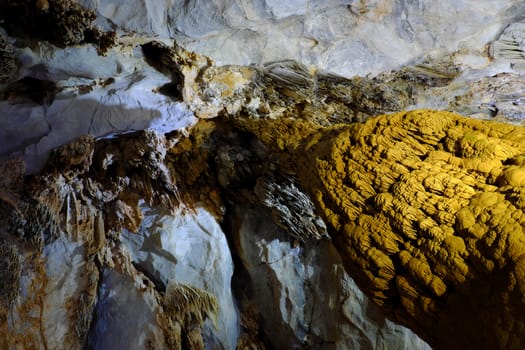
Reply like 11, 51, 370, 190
80, 0, 524, 77
231, 206, 431, 349
0, 41, 196, 173
120, 206, 239, 350
86, 269, 167, 350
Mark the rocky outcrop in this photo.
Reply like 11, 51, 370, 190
229, 205, 430, 349
0, 0, 116, 52
0, 130, 233, 349
230, 109, 525, 349
120, 206, 239, 350
76, 0, 525, 77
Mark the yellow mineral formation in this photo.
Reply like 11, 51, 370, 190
234, 109, 525, 349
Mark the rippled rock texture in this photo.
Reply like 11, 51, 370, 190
232, 109, 525, 349
3, 1, 525, 350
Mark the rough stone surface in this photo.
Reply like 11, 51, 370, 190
0, 130, 231, 349
234, 109, 525, 349
4, 1, 525, 350
0, 0, 115, 51
0, 40, 197, 173
5, 10, 525, 174
78, 0, 525, 77
121, 206, 239, 350
86, 268, 167, 350
231, 206, 430, 349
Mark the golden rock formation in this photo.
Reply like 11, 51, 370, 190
146, 45, 525, 345
2, 27, 525, 346
169, 49, 525, 348
162, 282, 219, 350
233, 109, 525, 349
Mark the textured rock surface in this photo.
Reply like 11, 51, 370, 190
4, 1, 525, 349
78, 0, 525, 77
4, 3, 525, 174
232, 109, 525, 349
86, 268, 167, 350
0, 39, 196, 173
0, 0, 116, 50
0, 129, 227, 348
121, 206, 239, 350
231, 206, 430, 349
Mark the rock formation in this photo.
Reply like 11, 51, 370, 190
4, 1, 525, 349
229, 109, 525, 349
145, 36, 525, 348
0, 131, 224, 349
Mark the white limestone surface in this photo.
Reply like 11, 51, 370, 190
79, 0, 525, 77
234, 207, 431, 349
121, 206, 239, 350
42, 237, 89, 350
0, 40, 197, 173
6, 236, 94, 350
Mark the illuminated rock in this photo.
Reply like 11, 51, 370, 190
234, 109, 525, 349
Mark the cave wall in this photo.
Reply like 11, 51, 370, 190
79, 0, 525, 77
2, 1, 525, 349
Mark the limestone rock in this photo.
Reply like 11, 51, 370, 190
0, 38, 197, 173
2, 8, 524, 175
0, 241, 21, 309
491, 20, 525, 63
120, 206, 239, 350
86, 268, 167, 349
233, 109, 525, 349
5, 2, 525, 349
0, 0, 115, 51
78, 0, 524, 77
0, 221, 97, 350
0, 157, 25, 214
189, 121, 430, 349
0, 127, 232, 348
450, 72, 525, 122
230, 205, 430, 349
254, 172, 328, 242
